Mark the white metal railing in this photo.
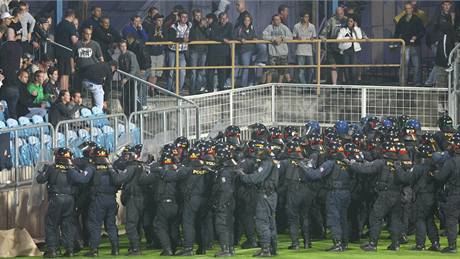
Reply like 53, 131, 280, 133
447, 43, 460, 124
186, 83, 448, 134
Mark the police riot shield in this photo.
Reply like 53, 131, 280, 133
140, 130, 177, 162
27, 147, 54, 212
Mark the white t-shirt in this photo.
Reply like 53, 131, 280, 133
293, 22, 316, 56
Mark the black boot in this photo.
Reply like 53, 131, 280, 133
288, 243, 299, 250
411, 244, 425, 251
441, 244, 457, 253
215, 245, 231, 257
387, 241, 400, 251
175, 247, 194, 256
303, 240, 312, 249
160, 248, 174, 256
341, 241, 349, 251
229, 246, 235, 256
111, 245, 119, 256
427, 241, 441, 251
126, 247, 141, 256
196, 246, 206, 255
326, 240, 343, 252
241, 240, 258, 249
399, 234, 408, 244
84, 249, 98, 257
270, 240, 278, 256
43, 250, 58, 258
360, 241, 377, 252
63, 250, 74, 257
253, 247, 272, 257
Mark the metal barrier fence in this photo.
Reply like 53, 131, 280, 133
186, 83, 448, 135
0, 123, 54, 204
448, 43, 460, 125
146, 38, 406, 94
128, 105, 200, 157
53, 113, 129, 157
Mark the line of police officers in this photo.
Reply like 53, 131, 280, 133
37, 114, 460, 257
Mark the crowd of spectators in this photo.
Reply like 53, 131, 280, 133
0, 0, 459, 126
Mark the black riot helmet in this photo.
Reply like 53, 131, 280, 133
283, 126, 299, 141
55, 148, 73, 166
174, 136, 190, 150
417, 144, 434, 159
225, 125, 241, 145
397, 115, 410, 130
248, 139, 268, 158
401, 125, 417, 142
79, 141, 98, 158
160, 149, 176, 165
438, 114, 456, 133
285, 140, 303, 157
121, 145, 136, 161
268, 127, 284, 146
249, 123, 268, 140
216, 147, 232, 162
364, 116, 381, 132
352, 132, 365, 146
93, 147, 110, 165
327, 141, 345, 160
448, 133, 460, 154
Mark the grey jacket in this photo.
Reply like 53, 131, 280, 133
262, 23, 293, 57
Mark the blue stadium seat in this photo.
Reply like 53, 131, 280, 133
129, 123, 141, 144
28, 136, 40, 165
57, 132, 66, 148
101, 125, 115, 152
0, 100, 8, 122
6, 118, 19, 139
91, 107, 110, 128
80, 108, 92, 118
90, 127, 104, 146
31, 115, 50, 135
18, 116, 35, 137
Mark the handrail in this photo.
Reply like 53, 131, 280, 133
46, 38, 73, 52
115, 69, 198, 108
448, 42, 460, 66
145, 38, 406, 94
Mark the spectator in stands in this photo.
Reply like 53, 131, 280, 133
20, 53, 33, 75
166, 10, 191, 94
44, 67, 60, 100
126, 33, 150, 75
18, 1, 34, 53
0, 11, 12, 28
31, 56, 52, 81
189, 9, 209, 95
69, 91, 86, 118
79, 60, 117, 111
16, 69, 33, 117
32, 17, 51, 60
93, 17, 121, 62
147, 14, 165, 87
28, 70, 52, 110
233, 14, 256, 88
164, 5, 184, 30
122, 15, 148, 42
55, 9, 78, 90
262, 14, 293, 83
207, 12, 232, 92
338, 16, 367, 85
278, 4, 289, 25
119, 39, 142, 116
0, 68, 20, 119
293, 12, 316, 84
433, 5, 456, 89
206, 13, 217, 27
80, 6, 102, 32
143, 6, 159, 38
73, 17, 79, 37
320, 6, 347, 85
234, 0, 267, 81
394, 0, 428, 27
394, 2, 425, 86
0, 28, 22, 85
425, 0, 454, 86
71, 27, 104, 75
49, 90, 76, 126
8, 7, 22, 42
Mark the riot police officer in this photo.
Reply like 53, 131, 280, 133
212, 147, 239, 257
142, 150, 187, 256
411, 144, 441, 251
350, 142, 412, 251
114, 146, 147, 256
225, 125, 244, 161
434, 133, 460, 253
37, 148, 93, 258
435, 114, 456, 151
85, 147, 123, 257
280, 140, 314, 250
239, 140, 280, 257
300, 142, 353, 252
176, 148, 214, 256
249, 123, 269, 141
267, 127, 284, 159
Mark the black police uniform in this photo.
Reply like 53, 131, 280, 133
177, 160, 214, 254
435, 154, 460, 252
212, 159, 238, 256
240, 157, 280, 256
280, 154, 315, 249
36, 163, 93, 256
115, 159, 147, 254
411, 160, 440, 250
85, 163, 123, 254
350, 158, 411, 250
301, 158, 352, 250
235, 157, 260, 248
141, 163, 187, 255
